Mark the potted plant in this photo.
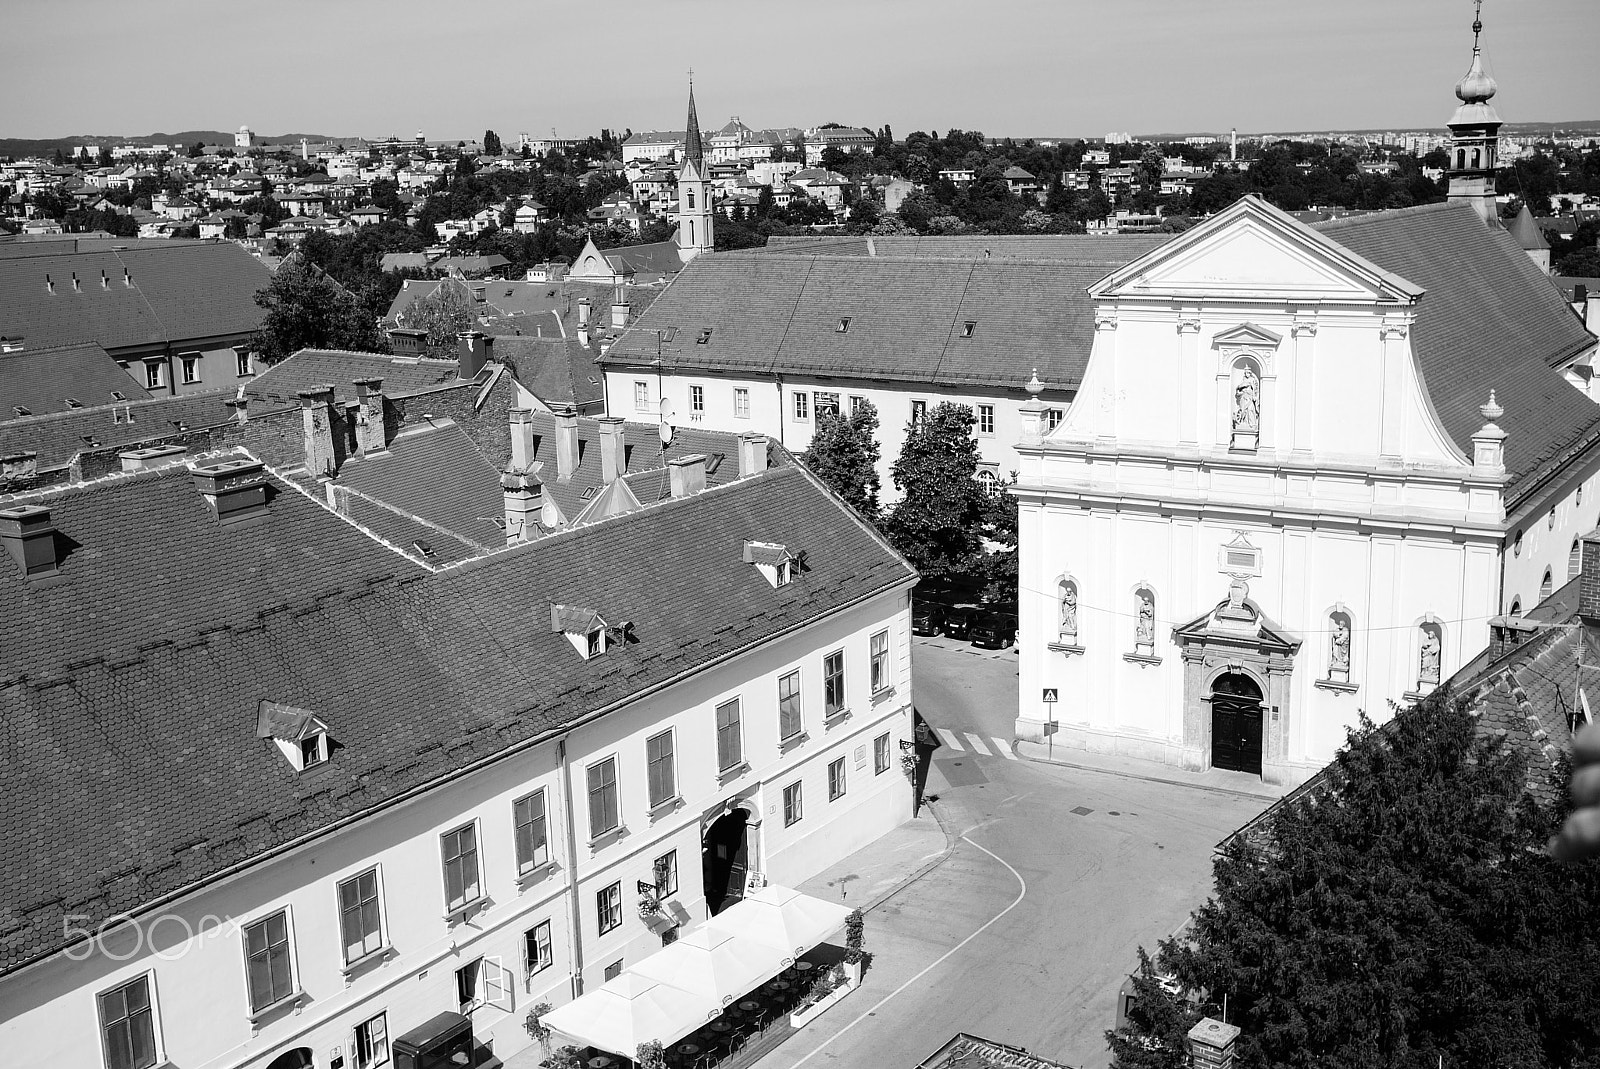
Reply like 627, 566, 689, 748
547, 1045, 585, 1069
636, 1040, 667, 1069
525, 1001, 553, 1050
638, 893, 662, 920
842, 909, 869, 981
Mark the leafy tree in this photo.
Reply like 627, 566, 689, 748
885, 403, 996, 582
187, 141, 205, 158
801, 402, 881, 519
395, 277, 478, 351
251, 256, 388, 364
1110, 692, 1600, 1069
482, 130, 502, 157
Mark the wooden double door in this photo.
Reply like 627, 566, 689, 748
1210, 672, 1263, 776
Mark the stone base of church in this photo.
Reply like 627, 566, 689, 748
1015, 716, 1321, 789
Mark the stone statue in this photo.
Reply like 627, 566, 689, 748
1060, 584, 1078, 637
1135, 592, 1154, 648
1233, 369, 1260, 433
1330, 617, 1351, 678
1419, 628, 1441, 685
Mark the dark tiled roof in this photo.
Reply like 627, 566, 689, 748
755, 234, 1171, 261
601, 248, 1142, 391
245, 349, 462, 405
0, 242, 270, 353
1317, 203, 1598, 495
602, 240, 684, 280
0, 456, 912, 974
0, 343, 150, 419
488, 336, 604, 409
334, 420, 504, 551
0, 390, 242, 471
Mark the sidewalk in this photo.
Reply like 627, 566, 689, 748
791, 803, 955, 912
1014, 739, 1289, 801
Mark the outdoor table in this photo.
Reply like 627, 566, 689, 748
795, 961, 816, 973
770, 980, 791, 991
711, 1021, 732, 1033
589, 1059, 613, 1069
677, 1044, 700, 1056
739, 1000, 760, 1012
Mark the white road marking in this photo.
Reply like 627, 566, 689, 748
936, 728, 965, 750
993, 739, 1018, 760
932, 729, 1017, 759
962, 732, 993, 755
782, 833, 1029, 1069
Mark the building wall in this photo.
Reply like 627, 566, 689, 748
0, 588, 913, 1069
1501, 455, 1600, 614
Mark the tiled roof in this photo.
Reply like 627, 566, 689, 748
485, 336, 604, 409
245, 349, 462, 405
601, 240, 685, 280
1317, 203, 1599, 495
757, 233, 1171, 262
0, 241, 270, 353
601, 248, 1148, 391
0, 390, 242, 472
0, 343, 150, 419
0, 454, 912, 975
334, 420, 504, 551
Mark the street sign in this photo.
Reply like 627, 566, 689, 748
1042, 687, 1058, 703
1044, 721, 1059, 736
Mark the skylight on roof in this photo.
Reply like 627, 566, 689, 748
111, 390, 126, 401
962, 321, 976, 338
13, 406, 29, 417
837, 317, 852, 333
697, 328, 713, 345
64, 398, 83, 409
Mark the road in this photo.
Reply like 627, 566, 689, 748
754, 635, 1270, 1069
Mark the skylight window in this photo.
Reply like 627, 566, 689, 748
697, 328, 713, 345
13, 406, 29, 417
413, 540, 436, 559
962, 321, 976, 338
111, 390, 126, 401
64, 398, 83, 409
837, 317, 852, 333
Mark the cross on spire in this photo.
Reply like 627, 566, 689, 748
1472, 0, 1484, 49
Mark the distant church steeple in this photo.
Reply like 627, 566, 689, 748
676, 75, 714, 262
1446, 1, 1502, 226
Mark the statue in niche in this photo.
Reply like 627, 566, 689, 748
1135, 591, 1154, 649
1418, 627, 1441, 686
1232, 368, 1260, 433
1059, 583, 1078, 639
1329, 616, 1351, 680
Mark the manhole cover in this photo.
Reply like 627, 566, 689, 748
1071, 806, 1094, 816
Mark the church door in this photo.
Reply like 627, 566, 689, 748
1210, 673, 1263, 775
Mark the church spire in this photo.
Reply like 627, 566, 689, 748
1445, 0, 1502, 226
684, 76, 704, 166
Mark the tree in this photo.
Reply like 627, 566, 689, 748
801, 402, 881, 520
1557, 246, 1600, 278
483, 129, 502, 157
251, 256, 388, 364
885, 403, 995, 582
396, 277, 478, 352
1110, 692, 1600, 1069
187, 141, 205, 158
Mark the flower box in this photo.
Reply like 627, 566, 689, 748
789, 971, 857, 1028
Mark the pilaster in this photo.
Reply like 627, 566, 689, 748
1290, 318, 1317, 454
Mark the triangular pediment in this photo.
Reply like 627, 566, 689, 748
1212, 322, 1283, 348
1172, 596, 1301, 655
1090, 196, 1422, 304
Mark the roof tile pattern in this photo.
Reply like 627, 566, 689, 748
0, 343, 151, 418
245, 350, 461, 405
0, 390, 243, 471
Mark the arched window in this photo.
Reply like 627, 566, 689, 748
1571, 539, 1583, 582
1513, 530, 1523, 556
1471, 148, 1481, 168
1549, 509, 1557, 530
1133, 587, 1156, 652
1457, 149, 1466, 169
1058, 578, 1079, 641
975, 469, 999, 496
1510, 598, 1522, 616
1327, 609, 1353, 682
1541, 568, 1554, 601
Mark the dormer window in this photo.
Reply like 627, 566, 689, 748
697, 328, 713, 345
257, 701, 333, 773
552, 604, 611, 660
744, 541, 801, 588
300, 735, 326, 768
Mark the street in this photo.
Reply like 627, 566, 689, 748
755, 635, 1271, 1069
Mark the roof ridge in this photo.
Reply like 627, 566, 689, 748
0, 444, 255, 504
710, 250, 1143, 268
1315, 200, 1463, 231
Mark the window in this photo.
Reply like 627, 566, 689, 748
1513, 530, 1523, 556
605, 960, 624, 981
98, 975, 158, 1069
962, 320, 976, 338
824, 650, 845, 716
734, 387, 750, 418
236, 350, 252, 377
587, 756, 619, 836
716, 698, 743, 771
298, 733, 325, 769
456, 958, 482, 1014
874, 732, 891, 774
646, 730, 676, 808
870, 630, 890, 693
793, 391, 809, 422
144, 361, 162, 389
180, 356, 199, 384
911, 399, 927, 424
778, 670, 802, 740
690, 384, 704, 413
828, 757, 847, 801
837, 316, 852, 333
1549, 509, 1557, 530
338, 868, 383, 964
1044, 407, 1064, 432
976, 469, 1000, 495
687, 189, 696, 209
440, 824, 481, 913
597, 881, 623, 935
977, 404, 995, 436
653, 850, 678, 898
849, 394, 866, 417
1572, 539, 1584, 581
243, 910, 295, 1013
783, 781, 803, 826
815, 391, 840, 419
354, 1012, 389, 1069
524, 920, 553, 976
634, 380, 649, 412
514, 790, 549, 873
1541, 568, 1554, 601
1510, 598, 1522, 616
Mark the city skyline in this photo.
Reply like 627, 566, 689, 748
2, 0, 1595, 143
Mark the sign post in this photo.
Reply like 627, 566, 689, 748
1042, 687, 1059, 759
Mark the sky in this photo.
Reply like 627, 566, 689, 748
2, 0, 1595, 142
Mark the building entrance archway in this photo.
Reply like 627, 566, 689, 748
265, 1049, 314, 1069
702, 806, 750, 916
1210, 672, 1264, 775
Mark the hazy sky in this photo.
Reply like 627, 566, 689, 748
2, 0, 1594, 141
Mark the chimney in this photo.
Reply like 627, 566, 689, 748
297, 385, 338, 477
611, 300, 631, 330
509, 407, 539, 470
225, 397, 249, 425
457, 330, 490, 379
100, 269, 109, 289
119, 445, 187, 472
502, 470, 542, 545
577, 297, 591, 328
0, 504, 58, 578
1186, 1018, 1241, 1069
191, 458, 269, 525
597, 416, 626, 482
737, 432, 769, 477
1488, 614, 1542, 660
44, 274, 53, 295
353, 378, 387, 455
123, 267, 132, 287
1587, 291, 1600, 336
551, 403, 579, 482
1580, 528, 1600, 623
1, 452, 39, 481
668, 454, 708, 498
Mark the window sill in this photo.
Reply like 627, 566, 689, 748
717, 762, 750, 785
1122, 652, 1162, 667
648, 797, 683, 823
1314, 678, 1359, 695
588, 826, 627, 851
247, 990, 306, 1026
779, 731, 808, 754
516, 860, 557, 887
341, 945, 394, 978
1048, 641, 1084, 656
443, 896, 491, 925
871, 685, 896, 705
824, 708, 852, 728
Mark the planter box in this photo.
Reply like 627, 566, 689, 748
789, 973, 858, 1028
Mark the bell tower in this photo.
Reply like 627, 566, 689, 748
676, 75, 715, 262
1446, 1, 1502, 225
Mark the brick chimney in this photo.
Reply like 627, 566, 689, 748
457, 330, 490, 379
551, 403, 579, 482
1488, 614, 1542, 660
298, 385, 339, 476
597, 416, 626, 482
1579, 528, 1600, 623
1, 451, 39, 482
502, 470, 542, 545
611, 299, 631, 329
119, 445, 187, 472
0, 504, 59, 578
191, 458, 269, 525
738, 432, 769, 477
1186, 1018, 1240, 1069
353, 378, 387, 455
509, 408, 538, 470
668, 454, 708, 498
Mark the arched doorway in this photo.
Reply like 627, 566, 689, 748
265, 1049, 314, 1069
1210, 672, 1263, 775
702, 807, 750, 916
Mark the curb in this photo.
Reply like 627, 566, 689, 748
1014, 742, 1285, 802
855, 802, 960, 916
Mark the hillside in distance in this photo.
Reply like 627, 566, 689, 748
0, 130, 352, 157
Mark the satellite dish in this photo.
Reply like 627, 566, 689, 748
658, 397, 675, 446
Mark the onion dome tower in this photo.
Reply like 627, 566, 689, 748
1446, 1, 1503, 225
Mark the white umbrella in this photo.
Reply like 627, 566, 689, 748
709, 885, 853, 959
541, 972, 721, 1055
631, 925, 781, 1004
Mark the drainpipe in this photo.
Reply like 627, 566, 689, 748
774, 374, 786, 449
557, 735, 586, 998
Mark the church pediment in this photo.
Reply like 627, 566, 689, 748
1089, 196, 1423, 305
1173, 594, 1301, 655
1211, 322, 1283, 349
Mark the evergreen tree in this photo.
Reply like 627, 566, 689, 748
482, 129, 502, 157
251, 256, 387, 364
801, 402, 881, 520
885, 402, 994, 582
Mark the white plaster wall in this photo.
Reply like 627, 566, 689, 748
1501, 459, 1600, 613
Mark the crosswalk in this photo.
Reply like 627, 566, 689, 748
933, 727, 1018, 760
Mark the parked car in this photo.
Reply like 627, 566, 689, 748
912, 601, 945, 636
969, 612, 1017, 648
942, 604, 982, 641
